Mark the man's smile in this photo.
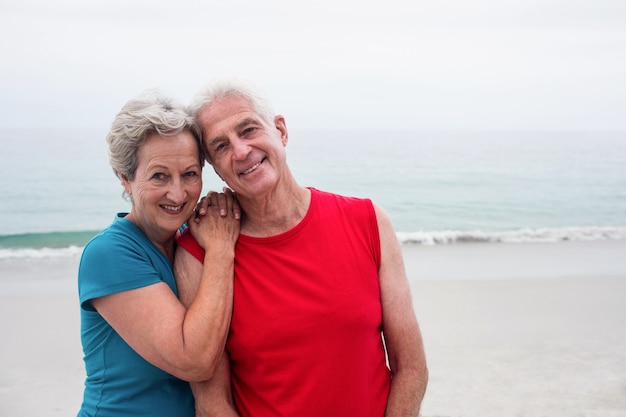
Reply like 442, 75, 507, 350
239, 157, 266, 176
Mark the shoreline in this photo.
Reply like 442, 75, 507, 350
1, 239, 625, 416
402, 238, 626, 280
2, 238, 626, 286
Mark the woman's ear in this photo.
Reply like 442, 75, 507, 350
120, 174, 132, 196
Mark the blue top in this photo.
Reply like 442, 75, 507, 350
77, 214, 194, 417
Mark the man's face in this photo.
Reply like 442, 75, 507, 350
198, 96, 288, 199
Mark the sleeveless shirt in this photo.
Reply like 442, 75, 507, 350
178, 188, 391, 416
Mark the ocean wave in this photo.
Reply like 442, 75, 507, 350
0, 245, 84, 259
396, 226, 626, 245
0, 230, 99, 249
1, 226, 625, 259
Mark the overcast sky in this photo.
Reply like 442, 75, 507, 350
1, 0, 625, 131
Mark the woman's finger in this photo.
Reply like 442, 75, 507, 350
224, 187, 241, 220
215, 192, 228, 217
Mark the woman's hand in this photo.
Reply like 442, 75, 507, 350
193, 188, 241, 221
187, 189, 240, 251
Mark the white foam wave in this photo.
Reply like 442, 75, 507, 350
0, 245, 84, 260
396, 226, 626, 245
1, 227, 625, 259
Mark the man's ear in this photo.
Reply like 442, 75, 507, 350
274, 115, 288, 146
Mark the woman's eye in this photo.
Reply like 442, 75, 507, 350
152, 173, 165, 180
183, 171, 198, 178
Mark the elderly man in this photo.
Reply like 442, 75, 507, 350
174, 78, 428, 417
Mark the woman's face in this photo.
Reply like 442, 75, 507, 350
122, 131, 202, 244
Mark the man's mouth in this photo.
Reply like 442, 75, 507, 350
240, 158, 265, 175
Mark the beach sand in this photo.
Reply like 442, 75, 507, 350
1, 240, 625, 416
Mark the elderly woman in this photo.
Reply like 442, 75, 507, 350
77, 92, 240, 417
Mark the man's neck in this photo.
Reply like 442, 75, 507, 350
239, 184, 311, 238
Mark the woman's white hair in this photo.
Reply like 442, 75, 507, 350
106, 90, 203, 198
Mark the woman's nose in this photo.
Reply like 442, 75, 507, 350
166, 178, 186, 202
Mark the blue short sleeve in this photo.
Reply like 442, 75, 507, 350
78, 215, 175, 310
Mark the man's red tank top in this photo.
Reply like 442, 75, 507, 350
177, 188, 391, 416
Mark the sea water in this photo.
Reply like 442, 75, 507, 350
1, 127, 625, 258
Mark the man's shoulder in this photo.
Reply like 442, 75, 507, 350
310, 187, 373, 208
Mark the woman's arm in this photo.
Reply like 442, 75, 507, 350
91, 200, 238, 382
175, 247, 240, 416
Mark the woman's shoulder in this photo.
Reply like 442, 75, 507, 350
83, 214, 144, 253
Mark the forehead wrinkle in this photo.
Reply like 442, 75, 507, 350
206, 116, 264, 145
